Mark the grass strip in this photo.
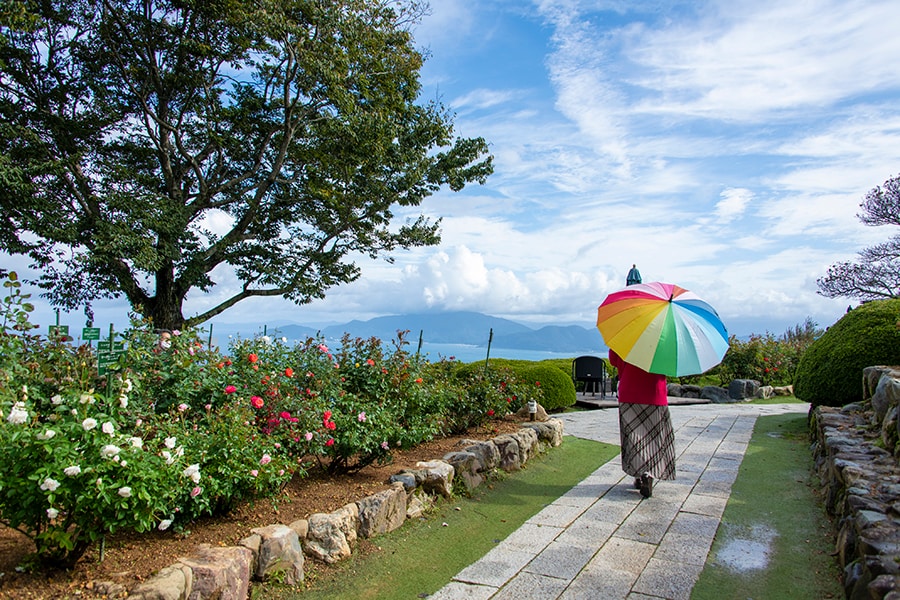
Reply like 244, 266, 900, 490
255, 436, 617, 600
691, 413, 842, 600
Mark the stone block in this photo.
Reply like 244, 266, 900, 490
492, 434, 522, 471
178, 545, 252, 600
250, 524, 304, 585
357, 483, 408, 538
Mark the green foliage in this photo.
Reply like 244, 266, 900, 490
4, 272, 563, 568
794, 299, 900, 406
0, 0, 493, 330
698, 319, 823, 387
519, 364, 576, 411
449, 361, 539, 433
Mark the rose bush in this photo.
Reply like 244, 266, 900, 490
0, 272, 539, 569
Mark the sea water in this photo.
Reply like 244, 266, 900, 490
414, 342, 603, 364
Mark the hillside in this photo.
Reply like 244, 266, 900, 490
210, 311, 605, 354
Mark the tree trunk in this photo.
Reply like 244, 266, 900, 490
144, 266, 187, 331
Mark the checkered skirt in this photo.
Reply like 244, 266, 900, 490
618, 402, 676, 480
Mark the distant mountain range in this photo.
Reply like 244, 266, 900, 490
213, 311, 606, 354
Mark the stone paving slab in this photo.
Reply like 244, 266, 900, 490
430, 402, 809, 599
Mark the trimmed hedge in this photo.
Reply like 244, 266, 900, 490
519, 363, 576, 411
458, 358, 577, 412
793, 299, 900, 407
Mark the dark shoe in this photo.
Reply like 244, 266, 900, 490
634, 477, 642, 490
639, 473, 653, 498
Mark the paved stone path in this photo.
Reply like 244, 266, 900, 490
430, 401, 810, 600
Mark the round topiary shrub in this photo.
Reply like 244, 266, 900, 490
519, 363, 576, 411
794, 299, 900, 407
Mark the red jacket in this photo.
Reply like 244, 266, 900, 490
609, 349, 668, 406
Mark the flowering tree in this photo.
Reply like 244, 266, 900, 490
0, 0, 492, 330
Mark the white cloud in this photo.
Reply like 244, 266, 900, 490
713, 188, 752, 223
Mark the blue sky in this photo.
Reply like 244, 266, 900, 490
13, 0, 900, 338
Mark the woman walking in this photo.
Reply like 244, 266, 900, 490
608, 348, 675, 498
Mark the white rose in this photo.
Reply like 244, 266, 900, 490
164, 436, 177, 449
119, 394, 128, 408
82, 418, 98, 431
182, 464, 200, 482
129, 437, 143, 449
6, 402, 27, 425
63, 465, 81, 477
40, 477, 60, 492
100, 444, 121, 459
158, 519, 172, 531
47, 508, 59, 519
117, 487, 131, 498
51, 394, 63, 405
102, 421, 115, 435
37, 429, 56, 440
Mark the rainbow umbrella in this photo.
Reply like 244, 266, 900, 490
596, 282, 729, 377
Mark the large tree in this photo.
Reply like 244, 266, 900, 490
0, 0, 492, 330
818, 174, 900, 301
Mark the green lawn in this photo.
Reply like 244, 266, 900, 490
691, 413, 842, 599
254, 436, 618, 599
254, 409, 841, 600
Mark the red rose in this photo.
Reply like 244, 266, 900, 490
284, 367, 294, 377
251, 396, 264, 409
224, 385, 237, 394
248, 353, 258, 363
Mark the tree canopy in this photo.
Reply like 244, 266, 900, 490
817, 174, 900, 302
0, 0, 492, 330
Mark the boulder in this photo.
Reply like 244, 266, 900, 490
872, 374, 900, 424
388, 472, 418, 491
728, 379, 760, 400
250, 524, 304, 585
883, 406, 899, 453
755, 385, 774, 399
415, 460, 455, 498
681, 385, 702, 398
356, 483, 408, 538
128, 563, 192, 600
303, 504, 358, 564
177, 545, 252, 600
442, 451, 483, 494
511, 427, 539, 465
287, 519, 308, 540
522, 418, 564, 448
864, 367, 900, 401
701, 386, 731, 403
491, 434, 522, 471
455, 439, 500, 472
667, 383, 682, 397
515, 402, 549, 421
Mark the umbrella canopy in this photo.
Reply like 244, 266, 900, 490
596, 281, 729, 377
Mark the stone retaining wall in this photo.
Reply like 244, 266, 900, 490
118, 417, 565, 599
810, 366, 900, 600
